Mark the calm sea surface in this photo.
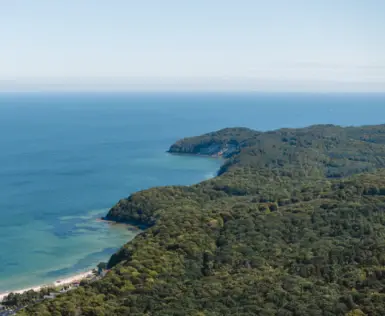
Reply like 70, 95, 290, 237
0, 92, 384, 291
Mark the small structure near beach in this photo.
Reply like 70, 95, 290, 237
43, 293, 59, 300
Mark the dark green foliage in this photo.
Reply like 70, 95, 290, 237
19, 124, 385, 316
2, 287, 55, 308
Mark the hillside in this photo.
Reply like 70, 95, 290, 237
19, 124, 385, 316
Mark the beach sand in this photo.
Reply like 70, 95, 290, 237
0, 270, 94, 302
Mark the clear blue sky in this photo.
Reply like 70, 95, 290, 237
1, 0, 384, 91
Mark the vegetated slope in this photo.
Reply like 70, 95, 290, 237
20, 124, 385, 316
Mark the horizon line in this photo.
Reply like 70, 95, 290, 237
0, 77, 384, 93
1, 90, 385, 94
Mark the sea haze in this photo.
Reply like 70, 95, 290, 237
0, 92, 384, 292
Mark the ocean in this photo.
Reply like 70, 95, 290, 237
0, 92, 384, 292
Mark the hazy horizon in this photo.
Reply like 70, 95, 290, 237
1, 1, 384, 92
1, 78, 384, 93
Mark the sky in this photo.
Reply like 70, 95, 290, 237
0, 0, 384, 92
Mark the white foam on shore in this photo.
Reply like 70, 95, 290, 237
204, 171, 217, 179
0, 270, 93, 303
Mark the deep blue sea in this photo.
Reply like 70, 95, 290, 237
0, 92, 384, 292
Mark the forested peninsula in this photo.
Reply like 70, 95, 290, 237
19, 124, 385, 316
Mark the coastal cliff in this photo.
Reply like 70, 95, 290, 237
20, 124, 385, 316
167, 127, 258, 157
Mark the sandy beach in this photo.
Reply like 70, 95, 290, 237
0, 270, 94, 302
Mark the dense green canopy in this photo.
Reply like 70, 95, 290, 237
18, 124, 385, 315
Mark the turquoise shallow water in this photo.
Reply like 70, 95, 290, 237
0, 92, 384, 292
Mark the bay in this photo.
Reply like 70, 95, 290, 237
0, 92, 384, 292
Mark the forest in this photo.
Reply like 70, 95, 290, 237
16, 124, 385, 315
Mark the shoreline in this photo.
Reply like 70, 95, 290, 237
166, 151, 225, 160
0, 215, 141, 304
0, 270, 94, 303
0, 153, 219, 306
96, 217, 146, 230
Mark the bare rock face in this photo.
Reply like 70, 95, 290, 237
168, 127, 256, 157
